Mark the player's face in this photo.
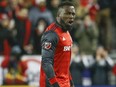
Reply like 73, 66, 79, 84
59, 6, 75, 30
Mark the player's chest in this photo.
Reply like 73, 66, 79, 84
58, 31, 72, 46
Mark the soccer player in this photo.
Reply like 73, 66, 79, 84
40, 1, 76, 87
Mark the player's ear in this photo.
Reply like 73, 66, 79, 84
57, 8, 62, 17
57, 10, 60, 17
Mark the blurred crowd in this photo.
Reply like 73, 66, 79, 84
0, 0, 116, 86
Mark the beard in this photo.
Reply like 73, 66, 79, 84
60, 19, 72, 32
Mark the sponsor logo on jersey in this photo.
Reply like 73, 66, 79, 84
63, 46, 71, 51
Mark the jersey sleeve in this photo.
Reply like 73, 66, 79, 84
41, 30, 59, 83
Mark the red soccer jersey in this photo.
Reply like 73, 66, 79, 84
40, 22, 72, 87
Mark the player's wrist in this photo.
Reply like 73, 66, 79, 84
49, 76, 60, 87
49, 76, 57, 85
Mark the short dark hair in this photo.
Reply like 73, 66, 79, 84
58, 1, 75, 9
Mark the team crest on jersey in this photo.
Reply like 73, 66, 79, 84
42, 42, 52, 50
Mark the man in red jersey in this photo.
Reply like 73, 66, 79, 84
40, 1, 76, 87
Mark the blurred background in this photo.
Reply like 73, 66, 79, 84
0, 0, 116, 87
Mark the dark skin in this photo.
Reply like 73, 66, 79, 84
56, 5, 76, 31
56, 5, 76, 87
40, 5, 76, 87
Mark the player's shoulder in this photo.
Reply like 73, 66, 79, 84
41, 29, 59, 42
45, 22, 57, 31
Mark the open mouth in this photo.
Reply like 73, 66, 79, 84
68, 21, 73, 25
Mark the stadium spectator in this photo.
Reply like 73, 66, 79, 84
72, 14, 99, 55
91, 46, 114, 85
70, 43, 95, 86
14, 8, 33, 54
70, 43, 83, 86
33, 18, 49, 54
0, 13, 20, 55
29, 0, 54, 29
96, 0, 112, 52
